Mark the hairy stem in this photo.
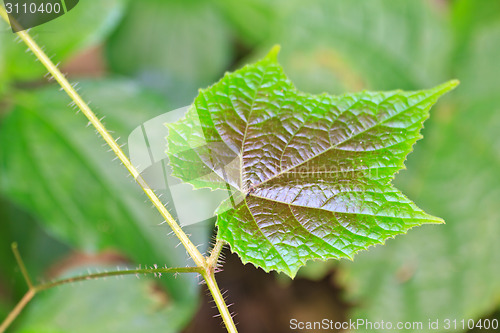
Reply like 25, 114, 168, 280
208, 239, 225, 270
0, 289, 35, 333
0, 260, 202, 333
11, 243, 33, 289
35, 266, 203, 292
203, 271, 237, 333
0, 7, 205, 268
0, 6, 237, 333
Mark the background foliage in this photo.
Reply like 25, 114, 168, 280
0, 0, 498, 332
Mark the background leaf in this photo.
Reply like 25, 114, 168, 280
252, 0, 451, 95
106, 0, 232, 107
214, 0, 283, 47
0, 79, 204, 322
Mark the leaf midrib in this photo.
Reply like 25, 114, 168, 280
239, 67, 268, 192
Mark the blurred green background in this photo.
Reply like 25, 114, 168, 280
0, 0, 499, 332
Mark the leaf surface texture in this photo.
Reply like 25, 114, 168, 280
167, 48, 456, 276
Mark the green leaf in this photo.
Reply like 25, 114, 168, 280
0, 0, 126, 80
15, 265, 194, 333
166, 47, 457, 277
0, 79, 205, 305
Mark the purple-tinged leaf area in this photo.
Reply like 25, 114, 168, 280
166, 47, 458, 277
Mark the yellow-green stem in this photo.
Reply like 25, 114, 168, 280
0, 6, 204, 269
0, 264, 202, 333
208, 239, 225, 269
35, 266, 203, 292
204, 271, 237, 333
0, 289, 35, 333
0, 6, 237, 333
11, 243, 33, 289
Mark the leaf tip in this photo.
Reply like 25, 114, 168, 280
265, 45, 281, 62
434, 79, 460, 95
423, 215, 445, 225
436, 217, 445, 224
446, 79, 460, 91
